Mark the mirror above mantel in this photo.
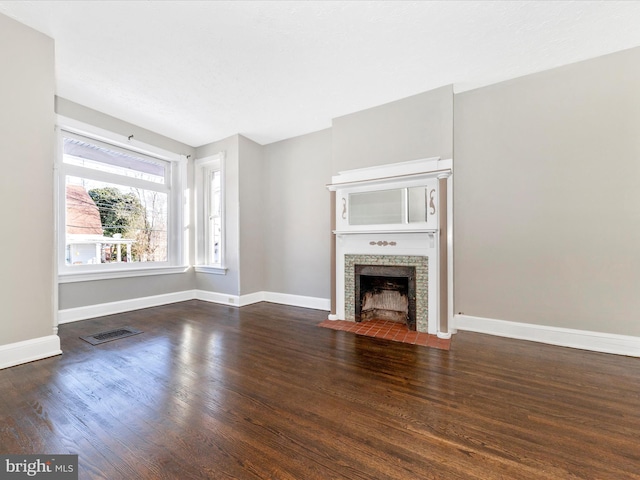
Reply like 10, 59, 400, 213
327, 157, 451, 235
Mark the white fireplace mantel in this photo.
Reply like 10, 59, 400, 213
328, 157, 454, 339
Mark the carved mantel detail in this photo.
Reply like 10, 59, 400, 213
369, 240, 397, 246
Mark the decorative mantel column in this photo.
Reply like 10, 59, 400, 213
437, 171, 452, 339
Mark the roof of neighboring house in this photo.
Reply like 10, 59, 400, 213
66, 185, 103, 235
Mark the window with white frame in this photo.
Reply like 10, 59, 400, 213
195, 153, 225, 273
57, 128, 186, 279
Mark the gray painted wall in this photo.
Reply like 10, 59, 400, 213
238, 135, 266, 295
56, 98, 196, 310
454, 47, 640, 336
59, 274, 193, 310
263, 129, 333, 299
195, 135, 241, 296
0, 15, 55, 344
331, 85, 453, 174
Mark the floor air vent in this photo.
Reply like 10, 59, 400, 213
80, 327, 143, 345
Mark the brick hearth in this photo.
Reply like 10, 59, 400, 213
318, 319, 450, 350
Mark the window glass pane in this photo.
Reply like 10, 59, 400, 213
63, 137, 166, 184
65, 176, 168, 265
209, 170, 222, 265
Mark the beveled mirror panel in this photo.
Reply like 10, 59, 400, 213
407, 186, 428, 223
349, 189, 405, 225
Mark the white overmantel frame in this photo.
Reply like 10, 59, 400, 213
327, 157, 454, 338
328, 156, 452, 187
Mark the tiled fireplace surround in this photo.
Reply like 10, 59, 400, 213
345, 254, 429, 332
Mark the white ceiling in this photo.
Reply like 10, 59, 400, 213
2, 1, 640, 147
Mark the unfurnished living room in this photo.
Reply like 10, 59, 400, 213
1, 1, 640, 479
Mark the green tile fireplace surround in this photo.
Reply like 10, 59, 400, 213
344, 254, 429, 332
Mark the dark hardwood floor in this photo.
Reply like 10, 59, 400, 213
1, 300, 639, 479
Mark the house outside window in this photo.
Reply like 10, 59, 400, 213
195, 153, 226, 274
57, 127, 187, 281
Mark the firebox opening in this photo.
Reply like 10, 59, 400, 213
354, 265, 417, 331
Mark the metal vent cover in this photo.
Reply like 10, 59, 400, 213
80, 327, 143, 345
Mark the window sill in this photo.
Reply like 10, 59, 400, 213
194, 265, 227, 275
58, 265, 191, 283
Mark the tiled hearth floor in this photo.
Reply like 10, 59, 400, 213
318, 319, 451, 350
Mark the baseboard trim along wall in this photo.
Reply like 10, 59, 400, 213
0, 335, 62, 370
194, 289, 241, 306
258, 292, 331, 311
194, 290, 330, 310
454, 314, 640, 358
58, 290, 331, 324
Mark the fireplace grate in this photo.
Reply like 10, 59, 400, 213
80, 327, 143, 345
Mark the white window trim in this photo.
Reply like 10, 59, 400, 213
194, 152, 227, 273
194, 265, 227, 275
56, 117, 189, 282
58, 265, 191, 283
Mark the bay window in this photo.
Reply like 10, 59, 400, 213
57, 127, 187, 281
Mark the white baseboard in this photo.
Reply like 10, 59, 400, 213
0, 335, 62, 370
239, 291, 266, 306
260, 292, 330, 311
58, 290, 196, 324
194, 289, 240, 306
454, 314, 640, 357
198, 290, 330, 310
58, 289, 330, 323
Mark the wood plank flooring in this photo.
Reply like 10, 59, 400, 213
1, 300, 639, 479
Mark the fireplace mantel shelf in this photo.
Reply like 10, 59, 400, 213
333, 229, 437, 235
